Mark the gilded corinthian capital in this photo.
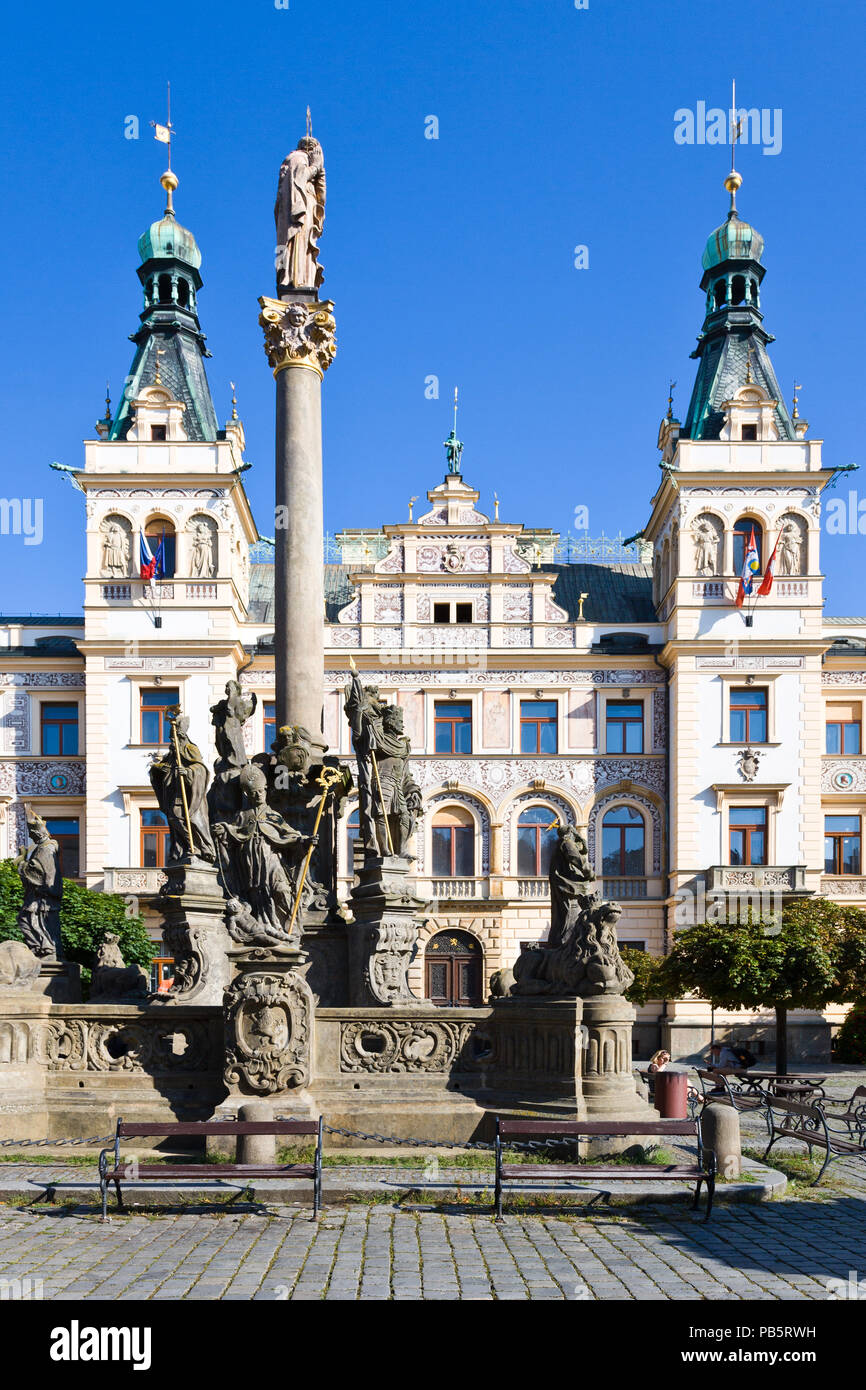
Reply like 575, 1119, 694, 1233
258, 296, 337, 379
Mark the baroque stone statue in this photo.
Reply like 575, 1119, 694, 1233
209, 680, 257, 822
274, 130, 326, 293
214, 764, 316, 946
693, 516, 720, 575
344, 670, 420, 858
14, 809, 64, 960
148, 708, 215, 863
508, 826, 634, 998
100, 519, 129, 578
259, 724, 351, 915
778, 519, 803, 576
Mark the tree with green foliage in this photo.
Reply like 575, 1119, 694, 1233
0, 858, 153, 991
620, 944, 665, 1008
656, 897, 866, 1074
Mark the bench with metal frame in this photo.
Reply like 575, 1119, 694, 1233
763, 1096, 865, 1185
493, 1117, 715, 1221
98, 1117, 323, 1220
821, 1086, 866, 1142
695, 1068, 768, 1115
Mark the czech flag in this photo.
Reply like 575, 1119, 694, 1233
140, 530, 164, 582
735, 526, 760, 608
757, 533, 780, 597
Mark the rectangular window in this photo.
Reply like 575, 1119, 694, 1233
141, 809, 170, 868
46, 817, 80, 878
741, 424, 758, 441
433, 602, 451, 625
826, 702, 861, 756
431, 825, 474, 877
824, 815, 861, 875
729, 806, 768, 866
455, 602, 473, 624
150, 425, 167, 441
605, 701, 643, 754
520, 700, 558, 754
40, 703, 79, 755
730, 687, 768, 743
433, 701, 472, 754
140, 687, 179, 744
263, 700, 276, 752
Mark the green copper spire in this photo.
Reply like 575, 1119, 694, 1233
108, 162, 218, 443
681, 171, 795, 443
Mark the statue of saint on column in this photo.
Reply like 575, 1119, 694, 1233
14, 809, 64, 959
344, 670, 420, 859
149, 707, 216, 863
274, 119, 326, 293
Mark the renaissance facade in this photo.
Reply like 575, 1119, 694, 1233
2, 169, 863, 1058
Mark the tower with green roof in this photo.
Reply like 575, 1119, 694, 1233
108, 169, 218, 442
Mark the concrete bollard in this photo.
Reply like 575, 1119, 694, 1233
237, 1100, 276, 1165
701, 1101, 741, 1180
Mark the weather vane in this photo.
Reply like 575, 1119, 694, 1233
230, 381, 238, 421
725, 78, 744, 212
666, 379, 676, 422
151, 82, 178, 214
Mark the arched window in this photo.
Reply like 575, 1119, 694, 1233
431, 807, 474, 878
516, 805, 559, 877
733, 518, 762, 576
177, 278, 189, 308
425, 930, 483, 1006
144, 518, 176, 578
157, 273, 172, 304
731, 274, 746, 305
601, 805, 645, 878
713, 279, 726, 309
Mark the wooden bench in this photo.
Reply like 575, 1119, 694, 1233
822, 1085, 866, 1141
763, 1096, 865, 1185
98, 1118, 323, 1219
493, 1117, 715, 1220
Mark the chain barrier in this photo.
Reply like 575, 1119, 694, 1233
0, 1135, 116, 1149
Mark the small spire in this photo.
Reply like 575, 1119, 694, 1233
151, 82, 178, 216
792, 381, 802, 421
104, 381, 112, 422
666, 378, 677, 422
408, 495, 417, 521
725, 78, 743, 217
493, 491, 500, 521
230, 381, 239, 420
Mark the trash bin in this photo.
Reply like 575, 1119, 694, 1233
653, 1069, 688, 1119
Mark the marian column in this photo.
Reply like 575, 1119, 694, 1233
259, 120, 337, 734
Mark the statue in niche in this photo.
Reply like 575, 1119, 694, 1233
693, 517, 720, 576
14, 808, 64, 959
778, 519, 803, 576
344, 671, 420, 858
100, 519, 129, 577
148, 708, 215, 863
209, 681, 257, 822
274, 129, 326, 292
508, 826, 633, 998
213, 763, 316, 945
190, 521, 215, 578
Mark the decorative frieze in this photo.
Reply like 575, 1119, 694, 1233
340, 1018, 474, 1073
33, 1016, 217, 1074
0, 760, 86, 797
823, 760, 866, 793
823, 671, 866, 686
0, 672, 84, 688
412, 755, 665, 804
104, 656, 213, 671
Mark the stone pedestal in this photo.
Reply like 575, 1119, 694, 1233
581, 994, 653, 1121
347, 857, 431, 1007
156, 858, 232, 1006
223, 947, 315, 1112
702, 1101, 741, 1179
236, 1099, 277, 1164
36, 962, 82, 1003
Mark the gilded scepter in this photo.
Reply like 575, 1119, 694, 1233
287, 764, 344, 937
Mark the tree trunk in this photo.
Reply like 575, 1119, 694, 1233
775, 1004, 788, 1076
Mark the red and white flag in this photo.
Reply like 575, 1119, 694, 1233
757, 533, 780, 597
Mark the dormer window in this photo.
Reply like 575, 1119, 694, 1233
151, 425, 167, 441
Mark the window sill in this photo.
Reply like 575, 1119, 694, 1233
716, 741, 782, 748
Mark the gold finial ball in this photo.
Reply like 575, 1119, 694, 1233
724, 169, 743, 194
160, 170, 179, 193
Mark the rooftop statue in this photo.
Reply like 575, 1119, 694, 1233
274, 122, 326, 293
14, 808, 64, 960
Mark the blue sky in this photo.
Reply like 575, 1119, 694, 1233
2, 0, 865, 614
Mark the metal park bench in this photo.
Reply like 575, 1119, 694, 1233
821, 1086, 866, 1142
98, 1117, 323, 1220
695, 1068, 768, 1115
493, 1117, 715, 1221
763, 1096, 866, 1185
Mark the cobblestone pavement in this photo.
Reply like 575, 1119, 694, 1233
0, 1195, 863, 1301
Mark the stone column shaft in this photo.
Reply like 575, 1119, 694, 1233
275, 364, 324, 733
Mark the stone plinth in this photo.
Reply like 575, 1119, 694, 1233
581, 993, 653, 1121
347, 857, 431, 1007
156, 858, 232, 1006
223, 946, 315, 1112
35, 962, 82, 1003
